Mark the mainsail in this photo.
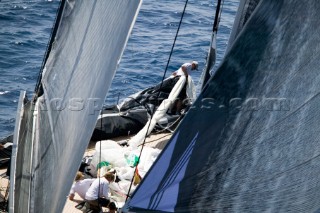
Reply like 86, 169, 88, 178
10, 0, 142, 212
124, 0, 320, 212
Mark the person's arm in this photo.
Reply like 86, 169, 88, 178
181, 65, 188, 76
172, 71, 177, 76
69, 183, 76, 200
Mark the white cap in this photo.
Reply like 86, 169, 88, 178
192, 61, 198, 70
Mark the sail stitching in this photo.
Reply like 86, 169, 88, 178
234, 91, 320, 158
149, 133, 198, 210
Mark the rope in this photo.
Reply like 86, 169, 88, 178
125, 0, 190, 202
138, 133, 171, 146
153, 114, 183, 134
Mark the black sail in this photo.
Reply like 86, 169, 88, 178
124, 0, 320, 212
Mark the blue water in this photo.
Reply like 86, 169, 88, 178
0, 0, 238, 139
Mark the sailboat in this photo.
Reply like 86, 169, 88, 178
123, 0, 320, 212
9, 0, 142, 212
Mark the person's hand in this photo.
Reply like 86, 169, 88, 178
68, 194, 75, 201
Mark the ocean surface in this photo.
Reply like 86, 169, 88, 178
0, 0, 238, 139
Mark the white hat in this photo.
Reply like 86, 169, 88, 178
192, 61, 198, 70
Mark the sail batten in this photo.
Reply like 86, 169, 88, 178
11, 1, 142, 212
124, 0, 320, 212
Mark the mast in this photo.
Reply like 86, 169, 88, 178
200, 0, 222, 90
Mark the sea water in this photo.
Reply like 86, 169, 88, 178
0, 0, 238, 139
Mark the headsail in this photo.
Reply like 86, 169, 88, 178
124, 0, 320, 212
10, 0, 142, 212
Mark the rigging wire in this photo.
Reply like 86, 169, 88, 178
124, 0, 190, 202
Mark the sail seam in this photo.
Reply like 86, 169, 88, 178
150, 133, 198, 210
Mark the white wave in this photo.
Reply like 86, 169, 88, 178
0, 91, 9, 95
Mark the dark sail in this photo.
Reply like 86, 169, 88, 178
124, 0, 320, 212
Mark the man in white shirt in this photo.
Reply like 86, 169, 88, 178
170, 61, 198, 114
172, 61, 198, 77
83, 172, 116, 213
69, 172, 95, 201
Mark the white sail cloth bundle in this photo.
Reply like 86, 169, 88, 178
90, 140, 161, 202
91, 140, 161, 178
128, 75, 196, 148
